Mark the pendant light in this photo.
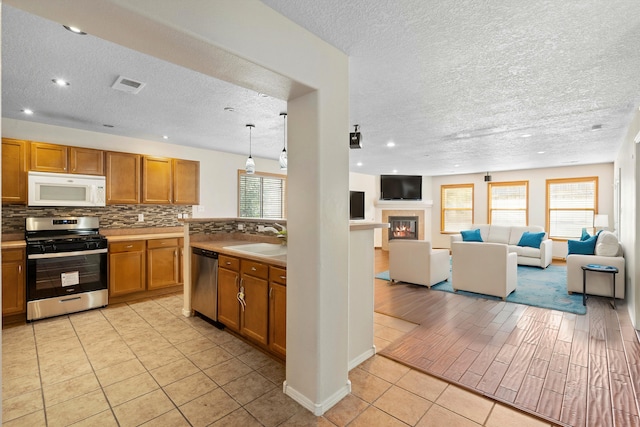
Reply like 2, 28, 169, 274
279, 112, 287, 170
245, 124, 255, 174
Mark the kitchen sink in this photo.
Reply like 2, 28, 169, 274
223, 243, 287, 257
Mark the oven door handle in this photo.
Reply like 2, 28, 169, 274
28, 248, 108, 260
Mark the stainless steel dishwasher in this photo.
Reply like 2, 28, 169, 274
191, 248, 219, 323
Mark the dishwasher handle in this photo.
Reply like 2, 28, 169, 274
192, 247, 219, 259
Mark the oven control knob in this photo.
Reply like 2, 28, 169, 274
86, 242, 96, 250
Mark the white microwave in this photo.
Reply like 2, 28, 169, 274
28, 171, 106, 207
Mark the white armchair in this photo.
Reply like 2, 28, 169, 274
388, 240, 450, 287
451, 241, 517, 300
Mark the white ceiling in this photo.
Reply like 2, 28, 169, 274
3, 2, 640, 176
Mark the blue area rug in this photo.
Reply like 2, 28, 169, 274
375, 265, 586, 315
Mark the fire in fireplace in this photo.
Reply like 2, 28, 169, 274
388, 216, 418, 240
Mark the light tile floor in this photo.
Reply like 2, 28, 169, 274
2, 293, 556, 426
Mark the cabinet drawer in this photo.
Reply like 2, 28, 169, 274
219, 255, 239, 271
241, 260, 268, 279
269, 266, 287, 285
2, 248, 25, 262
109, 240, 145, 253
147, 238, 178, 249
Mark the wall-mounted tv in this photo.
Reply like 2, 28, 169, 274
380, 175, 422, 200
349, 191, 365, 220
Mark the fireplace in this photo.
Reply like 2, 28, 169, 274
388, 216, 419, 240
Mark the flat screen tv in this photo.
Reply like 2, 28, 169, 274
349, 191, 365, 220
380, 175, 422, 200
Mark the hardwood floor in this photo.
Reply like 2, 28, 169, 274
373, 249, 640, 427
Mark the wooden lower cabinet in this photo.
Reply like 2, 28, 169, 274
240, 260, 269, 345
215, 252, 286, 358
217, 255, 241, 331
2, 248, 26, 316
147, 238, 179, 290
108, 241, 146, 297
269, 266, 287, 358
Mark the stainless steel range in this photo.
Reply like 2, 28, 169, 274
26, 217, 108, 321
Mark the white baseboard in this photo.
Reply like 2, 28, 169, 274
348, 345, 376, 370
283, 379, 352, 416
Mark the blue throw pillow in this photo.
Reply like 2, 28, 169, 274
580, 228, 590, 241
517, 231, 545, 249
461, 229, 483, 242
567, 234, 598, 255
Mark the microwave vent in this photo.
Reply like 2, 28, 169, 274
111, 76, 146, 94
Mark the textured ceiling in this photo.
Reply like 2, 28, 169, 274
3, 2, 640, 176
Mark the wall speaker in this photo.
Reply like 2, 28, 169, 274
484, 174, 492, 182
350, 124, 362, 149
350, 132, 362, 149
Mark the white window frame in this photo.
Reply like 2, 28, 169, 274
237, 170, 287, 219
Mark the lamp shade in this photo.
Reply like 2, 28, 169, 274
594, 214, 609, 228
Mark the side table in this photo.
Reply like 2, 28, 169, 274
581, 264, 618, 309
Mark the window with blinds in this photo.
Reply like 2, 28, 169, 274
488, 181, 528, 226
441, 184, 474, 232
546, 177, 598, 239
238, 171, 286, 219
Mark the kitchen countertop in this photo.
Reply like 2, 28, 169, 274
1, 239, 26, 249
105, 232, 184, 242
191, 239, 287, 267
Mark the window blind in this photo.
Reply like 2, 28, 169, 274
547, 178, 597, 239
489, 182, 528, 226
239, 173, 286, 219
441, 184, 473, 232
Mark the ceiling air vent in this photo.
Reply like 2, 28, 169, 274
111, 76, 145, 94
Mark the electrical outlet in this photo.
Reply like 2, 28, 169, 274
238, 224, 244, 230
138, 213, 144, 222
258, 225, 264, 232
197, 205, 205, 212
177, 213, 183, 219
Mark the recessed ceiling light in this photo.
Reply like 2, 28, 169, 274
223, 107, 235, 112
258, 93, 269, 97
22, 109, 34, 115
386, 141, 395, 147
454, 164, 460, 168
356, 162, 363, 167
392, 170, 398, 174
520, 133, 532, 138
162, 135, 169, 140
52, 78, 70, 87
63, 25, 86, 35
537, 151, 545, 154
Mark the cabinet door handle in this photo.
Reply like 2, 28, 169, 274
18, 265, 22, 274
280, 275, 286, 280
251, 267, 257, 271
239, 277, 243, 289
226, 261, 232, 266
269, 287, 273, 298
126, 245, 133, 249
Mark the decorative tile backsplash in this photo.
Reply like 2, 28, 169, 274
2, 204, 192, 234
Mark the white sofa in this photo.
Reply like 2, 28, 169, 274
389, 240, 450, 287
451, 241, 517, 300
566, 231, 625, 299
451, 224, 552, 268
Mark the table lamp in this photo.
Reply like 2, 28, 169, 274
594, 214, 609, 232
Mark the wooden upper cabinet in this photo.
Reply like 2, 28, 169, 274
30, 142, 68, 172
106, 151, 141, 204
2, 138, 28, 204
69, 147, 104, 175
173, 159, 200, 205
142, 156, 172, 204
